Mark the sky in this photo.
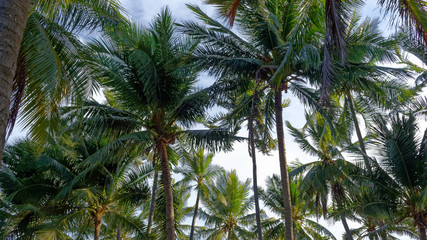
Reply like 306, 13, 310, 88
7, 0, 424, 239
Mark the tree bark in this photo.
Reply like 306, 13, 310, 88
0, 0, 31, 162
346, 92, 372, 174
94, 213, 102, 240
248, 91, 263, 240
419, 224, 427, 240
274, 90, 294, 240
147, 168, 159, 234
160, 141, 175, 240
189, 189, 200, 240
116, 224, 121, 240
340, 215, 354, 240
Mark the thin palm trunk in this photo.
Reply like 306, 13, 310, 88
378, 220, 387, 240
0, 0, 31, 162
274, 90, 294, 240
116, 224, 121, 240
94, 213, 102, 240
419, 224, 427, 240
336, 191, 354, 240
147, 168, 159, 234
159, 141, 175, 240
346, 92, 372, 174
189, 189, 200, 240
341, 215, 354, 240
249, 91, 263, 240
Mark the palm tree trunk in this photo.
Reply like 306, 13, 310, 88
159, 141, 175, 240
94, 213, 102, 240
419, 224, 427, 240
346, 92, 372, 174
147, 168, 159, 234
340, 215, 354, 240
189, 189, 200, 240
0, 0, 31, 162
248, 91, 263, 240
336, 194, 353, 240
116, 224, 121, 240
274, 90, 294, 240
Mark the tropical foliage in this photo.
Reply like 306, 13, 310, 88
0, 0, 426, 240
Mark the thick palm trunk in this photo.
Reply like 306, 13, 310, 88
419, 224, 427, 240
341, 215, 354, 240
159, 141, 175, 240
147, 168, 159, 234
0, 0, 31, 161
189, 189, 200, 240
274, 90, 294, 240
94, 213, 102, 240
346, 92, 372, 173
248, 92, 263, 240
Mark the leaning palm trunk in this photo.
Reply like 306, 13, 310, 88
159, 141, 175, 240
0, 0, 31, 162
189, 189, 200, 240
147, 168, 159, 234
274, 90, 294, 240
346, 92, 372, 174
249, 90, 263, 240
341, 215, 353, 240
336, 190, 354, 240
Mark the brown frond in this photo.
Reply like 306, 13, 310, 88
7, 56, 27, 139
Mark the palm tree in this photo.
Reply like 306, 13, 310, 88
0, 134, 151, 240
196, 170, 255, 239
152, 180, 194, 240
0, 0, 123, 161
180, 3, 328, 239
0, 139, 66, 239
260, 174, 337, 239
368, 114, 427, 239
344, 185, 419, 239
206, 79, 276, 240
329, 15, 417, 173
67, 9, 240, 240
287, 110, 359, 240
0, 0, 31, 161
175, 147, 223, 240
181, 0, 334, 239
58, 137, 151, 240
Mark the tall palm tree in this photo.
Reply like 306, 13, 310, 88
260, 174, 337, 239
0, 0, 123, 161
175, 147, 223, 240
0, 0, 31, 161
207, 78, 276, 240
196, 170, 255, 239
329, 15, 417, 173
67, 9, 240, 240
180, 3, 327, 239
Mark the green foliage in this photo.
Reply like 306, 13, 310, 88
196, 170, 254, 239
